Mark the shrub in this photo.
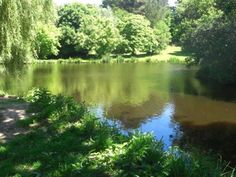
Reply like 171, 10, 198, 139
26, 88, 86, 124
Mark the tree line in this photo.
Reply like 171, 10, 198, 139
41, 0, 171, 59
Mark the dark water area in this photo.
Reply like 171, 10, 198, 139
1, 63, 236, 164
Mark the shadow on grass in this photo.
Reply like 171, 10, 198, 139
0, 113, 122, 177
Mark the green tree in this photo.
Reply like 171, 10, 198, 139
0, 0, 54, 66
35, 23, 61, 59
103, 0, 169, 27
144, 0, 169, 27
155, 20, 171, 51
57, 3, 97, 58
175, 0, 236, 84
76, 10, 121, 57
173, 0, 222, 44
117, 14, 160, 54
102, 0, 146, 14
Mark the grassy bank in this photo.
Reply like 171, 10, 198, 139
0, 89, 235, 177
34, 46, 190, 65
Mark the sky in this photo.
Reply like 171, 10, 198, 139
54, 0, 177, 7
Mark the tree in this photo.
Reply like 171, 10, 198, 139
57, 3, 97, 58
117, 14, 160, 54
144, 0, 169, 27
155, 20, 171, 51
76, 10, 121, 57
172, 0, 222, 44
102, 0, 146, 14
35, 23, 61, 59
0, 0, 54, 66
103, 0, 169, 27
174, 0, 236, 84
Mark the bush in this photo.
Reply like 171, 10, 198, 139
26, 88, 86, 124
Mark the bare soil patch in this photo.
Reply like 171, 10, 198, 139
0, 96, 29, 142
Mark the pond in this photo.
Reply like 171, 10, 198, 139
1, 63, 236, 163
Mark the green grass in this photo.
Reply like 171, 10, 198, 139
0, 88, 234, 177
34, 45, 191, 64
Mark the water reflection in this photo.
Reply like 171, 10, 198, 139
1, 63, 236, 162
139, 103, 177, 149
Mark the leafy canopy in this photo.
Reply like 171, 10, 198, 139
0, 0, 54, 65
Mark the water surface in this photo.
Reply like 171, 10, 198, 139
1, 63, 236, 162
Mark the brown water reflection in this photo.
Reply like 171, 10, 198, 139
0, 63, 236, 163
173, 94, 236, 125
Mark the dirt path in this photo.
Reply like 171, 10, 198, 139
0, 97, 29, 143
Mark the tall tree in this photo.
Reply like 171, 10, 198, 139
103, 0, 169, 27
174, 0, 236, 84
0, 0, 54, 66
102, 0, 146, 14
144, 0, 168, 27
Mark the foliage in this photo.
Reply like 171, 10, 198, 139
76, 11, 121, 57
0, 89, 235, 176
35, 24, 61, 59
102, 0, 146, 14
26, 88, 86, 124
116, 14, 160, 54
172, 0, 222, 44
58, 3, 97, 29
57, 3, 97, 58
144, 0, 169, 27
155, 20, 172, 51
0, 0, 54, 66
173, 0, 236, 84
58, 26, 79, 58
103, 0, 169, 27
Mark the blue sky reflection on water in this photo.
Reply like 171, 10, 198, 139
138, 103, 178, 149
90, 102, 178, 149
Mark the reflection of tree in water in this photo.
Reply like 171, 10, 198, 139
172, 94, 236, 125
105, 93, 169, 129
170, 92, 236, 165
168, 67, 236, 102
0, 65, 29, 93
57, 64, 171, 107
172, 122, 236, 166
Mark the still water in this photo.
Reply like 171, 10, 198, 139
1, 63, 236, 162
